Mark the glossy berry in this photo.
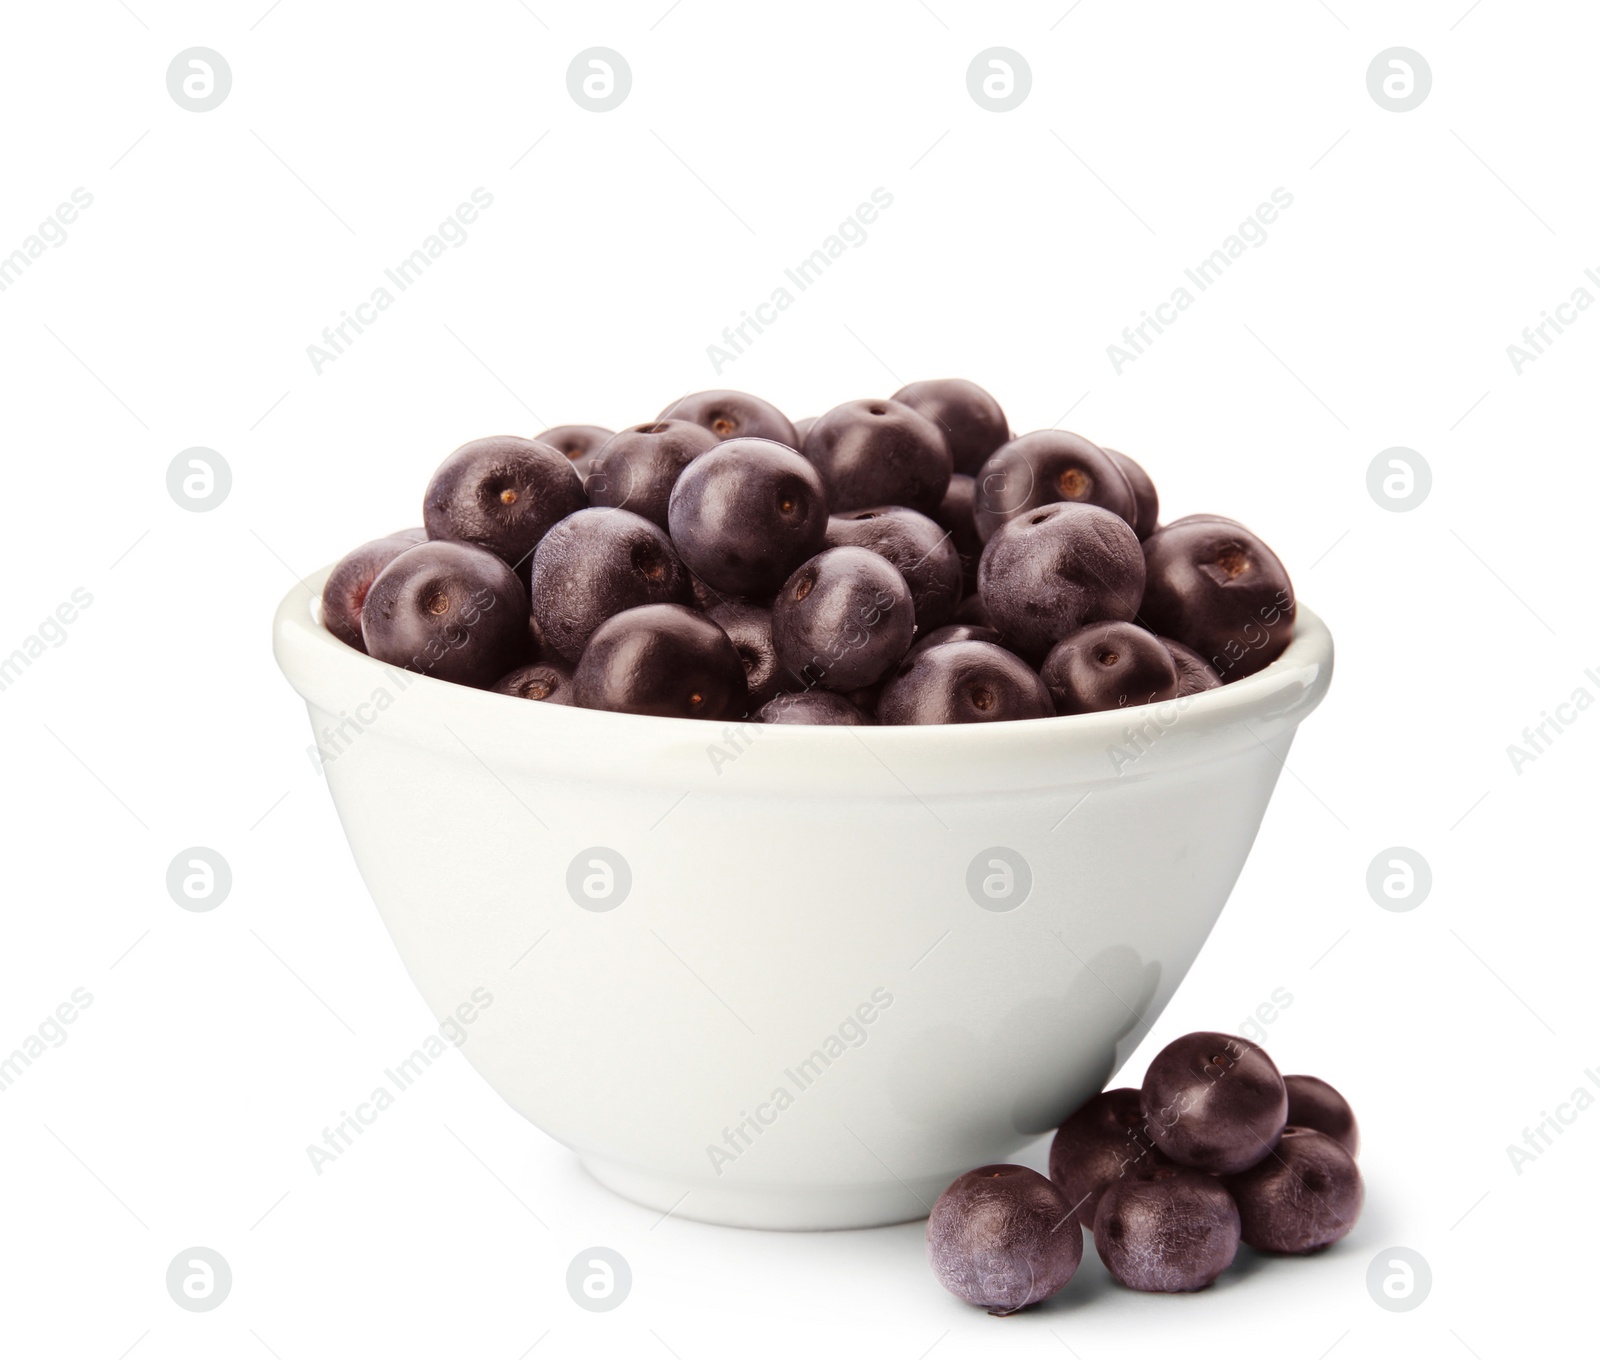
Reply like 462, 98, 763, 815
668, 438, 829, 597
491, 660, 575, 705
927, 1164, 1083, 1315
585, 419, 719, 529
972, 431, 1137, 541
572, 603, 747, 721
533, 424, 613, 475
1104, 448, 1160, 540
757, 690, 869, 725
792, 415, 817, 443
1224, 1127, 1363, 1254
1049, 1088, 1175, 1230
1141, 1032, 1288, 1175
661, 389, 798, 448
423, 435, 588, 576
1138, 518, 1295, 682
824, 505, 963, 633
878, 641, 1053, 725
1093, 1166, 1241, 1292
892, 377, 1009, 476
934, 472, 984, 595
322, 528, 426, 651
528, 508, 693, 662
1284, 1075, 1359, 1156
978, 502, 1145, 659
802, 398, 951, 516
362, 541, 530, 687
906, 622, 1006, 659
1163, 637, 1222, 695
1040, 621, 1180, 715
708, 602, 783, 711
771, 546, 914, 693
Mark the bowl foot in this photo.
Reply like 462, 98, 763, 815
579, 1154, 944, 1231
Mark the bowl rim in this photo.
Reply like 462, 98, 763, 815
275, 562, 1333, 780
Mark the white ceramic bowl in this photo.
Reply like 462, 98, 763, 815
274, 567, 1333, 1230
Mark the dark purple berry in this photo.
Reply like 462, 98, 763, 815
491, 659, 575, 705
1040, 621, 1179, 715
792, 415, 818, 442
321, 529, 426, 652
824, 506, 963, 634
1093, 1166, 1240, 1292
1163, 637, 1222, 695
661, 389, 798, 447
1137, 518, 1295, 682
1284, 1076, 1359, 1156
1224, 1127, 1363, 1254
771, 546, 914, 692
423, 435, 587, 576
892, 378, 1009, 476
533, 424, 613, 476
927, 1164, 1083, 1315
528, 508, 693, 663
878, 641, 1052, 725
1049, 1088, 1177, 1230
906, 622, 1005, 659
1141, 1032, 1288, 1175
978, 502, 1144, 659
756, 690, 869, 725
667, 438, 829, 597
1103, 448, 1160, 540
934, 473, 984, 595
708, 602, 782, 711
361, 541, 530, 687
585, 419, 719, 530
972, 431, 1137, 542
802, 398, 951, 516
571, 603, 746, 721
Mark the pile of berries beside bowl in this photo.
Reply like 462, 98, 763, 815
929, 1031, 1363, 1314
322, 380, 1297, 724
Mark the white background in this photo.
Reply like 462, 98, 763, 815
1, 1, 1595, 1356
